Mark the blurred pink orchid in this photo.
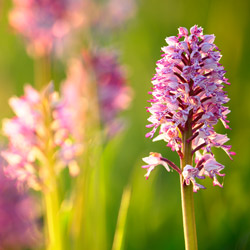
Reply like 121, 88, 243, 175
61, 48, 132, 140
9, 0, 87, 57
1, 83, 82, 190
0, 161, 41, 249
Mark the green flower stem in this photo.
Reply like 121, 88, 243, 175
71, 73, 105, 250
71, 154, 90, 250
43, 176, 62, 250
42, 140, 62, 250
180, 115, 198, 250
42, 95, 63, 250
34, 54, 51, 89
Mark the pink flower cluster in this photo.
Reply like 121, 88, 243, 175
61, 49, 132, 139
96, 0, 136, 31
9, 0, 137, 57
143, 25, 234, 192
1, 84, 82, 190
9, 0, 85, 56
91, 49, 132, 128
0, 164, 41, 249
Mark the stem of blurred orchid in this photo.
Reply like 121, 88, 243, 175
71, 155, 90, 250
34, 55, 51, 89
42, 92, 62, 250
61, 49, 131, 249
43, 177, 62, 250
73, 145, 106, 250
70, 75, 105, 250
180, 114, 198, 250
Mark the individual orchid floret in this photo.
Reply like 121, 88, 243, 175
182, 165, 205, 192
142, 152, 170, 179
143, 25, 234, 192
142, 152, 181, 179
9, 0, 87, 57
1, 83, 82, 190
61, 48, 132, 140
197, 154, 225, 187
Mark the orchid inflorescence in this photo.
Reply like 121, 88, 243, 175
0, 163, 41, 249
9, 0, 137, 57
62, 49, 132, 139
1, 83, 82, 190
9, 0, 85, 57
143, 25, 235, 192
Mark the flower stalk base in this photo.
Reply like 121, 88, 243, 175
180, 120, 198, 250
43, 183, 62, 250
180, 179, 198, 250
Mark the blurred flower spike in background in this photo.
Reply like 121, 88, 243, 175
143, 25, 235, 192
9, 0, 86, 57
9, 0, 137, 57
1, 83, 82, 190
62, 48, 133, 139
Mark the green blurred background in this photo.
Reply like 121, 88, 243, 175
1, 0, 250, 249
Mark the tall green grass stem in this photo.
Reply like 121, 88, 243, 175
112, 185, 131, 250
